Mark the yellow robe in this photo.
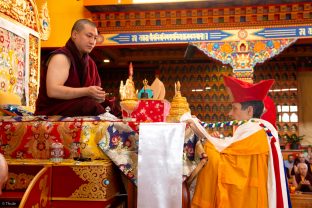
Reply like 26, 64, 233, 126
192, 129, 269, 208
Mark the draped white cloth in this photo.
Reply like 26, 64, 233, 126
138, 123, 185, 208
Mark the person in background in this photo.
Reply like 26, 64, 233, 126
284, 154, 295, 179
306, 145, 312, 162
293, 162, 312, 192
291, 153, 311, 176
35, 19, 107, 116
0, 154, 8, 195
309, 157, 312, 173
187, 75, 289, 208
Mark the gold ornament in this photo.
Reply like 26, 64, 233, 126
167, 81, 191, 122
70, 165, 116, 200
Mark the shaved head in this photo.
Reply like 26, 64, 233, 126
0, 154, 8, 195
298, 162, 308, 169
71, 19, 97, 35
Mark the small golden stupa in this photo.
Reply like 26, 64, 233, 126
166, 81, 191, 122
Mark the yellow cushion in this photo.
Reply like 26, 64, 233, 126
80, 122, 110, 160
21, 105, 35, 113
0, 91, 22, 116
0, 91, 21, 105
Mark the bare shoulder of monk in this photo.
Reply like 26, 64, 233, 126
47, 54, 71, 83
47, 53, 71, 69
46, 53, 72, 98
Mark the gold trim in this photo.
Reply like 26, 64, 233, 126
7, 159, 113, 166
28, 34, 40, 108
70, 165, 114, 199
6, 173, 35, 190
7, 159, 53, 165
98, 21, 312, 33
18, 166, 50, 208
38, 0, 50, 40
51, 194, 118, 202
0, 0, 40, 33
97, 22, 312, 33
37, 32, 41, 105
29, 0, 40, 33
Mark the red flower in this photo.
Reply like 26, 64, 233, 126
124, 139, 132, 147
127, 172, 134, 178
111, 135, 121, 145
37, 142, 46, 151
10, 78, 15, 85
119, 164, 125, 171
187, 147, 194, 155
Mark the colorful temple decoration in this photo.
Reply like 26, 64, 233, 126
28, 34, 40, 107
0, 0, 50, 108
38, 0, 51, 40
192, 38, 297, 81
91, 2, 312, 33
0, 25, 27, 102
0, 0, 39, 31
98, 27, 310, 46
0, 0, 50, 38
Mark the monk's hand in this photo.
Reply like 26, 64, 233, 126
185, 119, 195, 129
185, 118, 206, 139
88, 86, 106, 101
211, 131, 221, 138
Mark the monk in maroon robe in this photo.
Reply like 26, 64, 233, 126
35, 19, 106, 116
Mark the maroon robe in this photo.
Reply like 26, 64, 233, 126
35, 39, 105, 116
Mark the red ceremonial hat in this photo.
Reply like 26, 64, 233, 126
261, 96, 277, 129
223, 75, 274, 103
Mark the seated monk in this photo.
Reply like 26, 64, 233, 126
35, 19, 107, 116
293, 162, 312, 192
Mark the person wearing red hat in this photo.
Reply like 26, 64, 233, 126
186, 75, 290, 208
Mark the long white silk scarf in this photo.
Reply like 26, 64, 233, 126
138, 123, 185, 208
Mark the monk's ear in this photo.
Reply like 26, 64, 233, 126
72, 31, 78, 40
247, 106, 254, 117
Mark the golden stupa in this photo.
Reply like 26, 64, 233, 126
166, 81, 191, 122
